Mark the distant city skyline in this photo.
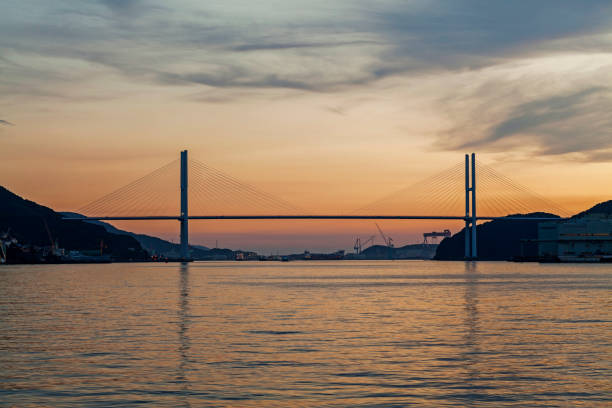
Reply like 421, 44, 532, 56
2, 1, 611, 251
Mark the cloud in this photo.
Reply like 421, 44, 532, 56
158, 69, 377, 92
2, 0, 611, 95
437, 86, 612, 161
0, 119, 14, 126
98, 0, 144, 16
372, 0, 612, 69
152, 1, 612, 90
230, 40, 378, 52
1, 0, 612, 160
484, 88, 608, 149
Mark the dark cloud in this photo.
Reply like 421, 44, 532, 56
2, 1, 611, 93
148, 1, 612, 89
0, 119, 14, 126
1, 1, 612, 163
443, 87, 612, 161
151, 1, 612, 89
582, 150, 612, 162
485, 88, 606, 147
372, 0, 612, 72
158, 69, 373, 92
231, 40, 377, 52
99, 0, 143, 15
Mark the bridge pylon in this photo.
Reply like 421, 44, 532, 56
464, 153, 477, 260
180, 150, 189, 260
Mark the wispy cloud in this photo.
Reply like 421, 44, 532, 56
0, 119, 14, 126
98, 0, 146, 16
370, 0, 612, 71
479, 87, 610, 153
2, 1, 610, 94
230, 40, 378, 52
434, 80, 612, 161
1, 0, 612, 160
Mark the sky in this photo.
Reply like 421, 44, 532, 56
1, 0, 612, 252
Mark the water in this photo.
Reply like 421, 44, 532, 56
0, 261, 610, 407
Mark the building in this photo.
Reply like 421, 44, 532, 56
538, 212, 612, 262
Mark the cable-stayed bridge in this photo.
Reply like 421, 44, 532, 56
66, 151, 569, 260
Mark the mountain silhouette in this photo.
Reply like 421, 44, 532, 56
0, 186, 148, 261
434, 212, 560, 261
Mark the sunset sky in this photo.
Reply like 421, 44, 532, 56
1, 1, 612, 252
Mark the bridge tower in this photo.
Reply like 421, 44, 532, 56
180, 150, 189, 260
465, 154, 470, 259
464, 153, 477, 260
471, 152, 477, 259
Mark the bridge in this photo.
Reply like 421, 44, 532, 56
66, 151, 568, 260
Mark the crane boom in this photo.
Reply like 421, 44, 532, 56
362, 235, 375, 247
375, 223, 393, 247
41, 217, 56, 250
354, 235, 376, 254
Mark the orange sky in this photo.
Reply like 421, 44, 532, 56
1, 1, 611, 252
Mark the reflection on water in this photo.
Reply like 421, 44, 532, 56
462, 261, 480, 408
0, 261, 610, 407
177, 262, 190, 408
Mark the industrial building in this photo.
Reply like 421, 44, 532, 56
538, 211, 612, 262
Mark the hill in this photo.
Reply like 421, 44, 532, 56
0, 186, 148, 261
434, 212, 559, 261
61, 212, 210, 259
570, 200, 612, 219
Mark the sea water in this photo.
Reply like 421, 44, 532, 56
1, 261, 610, 407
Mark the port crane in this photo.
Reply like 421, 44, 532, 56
423, 229, 451, 244
375, 223, 394, 248
354, 235, 376, 254
0, 229, 7, 264
41, 217, 59, 256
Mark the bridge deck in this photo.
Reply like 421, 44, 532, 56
63, 215, 565, 221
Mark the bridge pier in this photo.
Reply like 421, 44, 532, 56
471, 152, 477, 259
180, 150, 189, 260
465, 154, 470, 259
464, 153, 477, 260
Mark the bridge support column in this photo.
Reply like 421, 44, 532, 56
180, 150, 189, 260
465, 154, 470, 259
471, 152, 477, 259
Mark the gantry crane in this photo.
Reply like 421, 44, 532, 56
354, 235, 376, 254
423, 229, 451, 244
